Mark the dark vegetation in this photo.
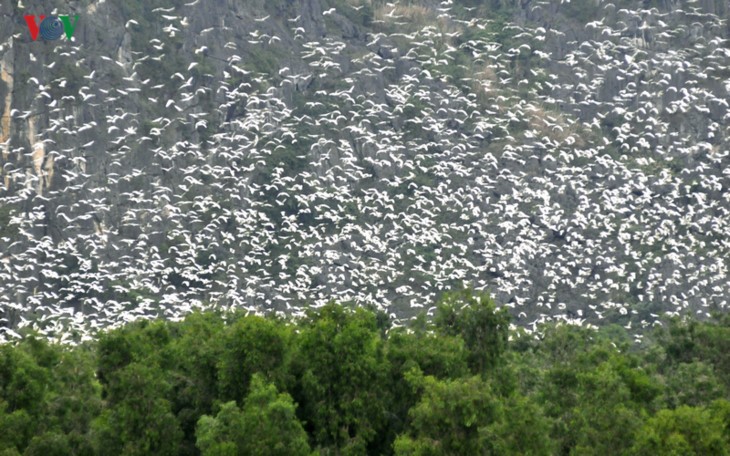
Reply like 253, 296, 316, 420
1, 289, 729, 455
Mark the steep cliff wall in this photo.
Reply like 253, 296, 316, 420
0, 0, 728, 341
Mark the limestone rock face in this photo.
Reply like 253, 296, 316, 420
0, 0, 728, 341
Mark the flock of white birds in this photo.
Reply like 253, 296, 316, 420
0, 0, 729, 343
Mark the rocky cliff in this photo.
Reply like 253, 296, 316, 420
0, 0, 729, 342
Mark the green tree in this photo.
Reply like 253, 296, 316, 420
0, 343, 51, 452
217, 315, 291, 403
631, 404, 730, 455
45, 346, 101, 456
393, 372, 504, 455
709, 399, 730, 445
660, 315, 730, 391
195, 403, 242, 456
196, 374, 310, 456
433, 289, 510, 374
165, 313, 226, 455
0, 405, 33, 454
91, 362, 183, 456
0, 344, 49, 415
489, 393, 555, 455
567, 359, 646, 455
534, 324, 661, 454
96, 320, 172, 390
394, 369, 554, 455
383, 328, 470, 448
293, 303, 388, 455
663, 361, 725, 408
239, 374, 311, 455
23, 432, 71, 456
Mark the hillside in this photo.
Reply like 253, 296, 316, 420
0, 0, 729, 341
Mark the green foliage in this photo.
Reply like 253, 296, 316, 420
393, 374, 503, 455
245, 46, 286, 79
50, 61, 86, 98
165, 312, 226, 455
567, 358, 648, 455
45, 346, 102, 449
23, 432, 71, 456
660, 315, 730, 390
528, 324, 666, 454
197, 375, 311, 456
96, 319, 172, 389
0, 204, 19, 239
386, 330, 469, 380
434, 289, 510, 374
91, 362, 183, 455
664, 361, 725, 408
0, 405, 33, 453
0, 338, 98, 455
292, 303, 388, 454
0, 292, 728, 455
0, 344, 49, 413
217, 315, 292, 403
239, 374, 311, 455
383, 330, 470, 446
631, 403, 730, 455
491, 393, 555, 455
195, 402, 243, 456
558, 1, 599, 23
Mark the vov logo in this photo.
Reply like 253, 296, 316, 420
24, 15, 79, 41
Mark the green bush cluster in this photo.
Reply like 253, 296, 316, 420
1, 289, 729, 455
0, 205, 18, 239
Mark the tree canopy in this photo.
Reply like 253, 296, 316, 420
0, 290, 728, 455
